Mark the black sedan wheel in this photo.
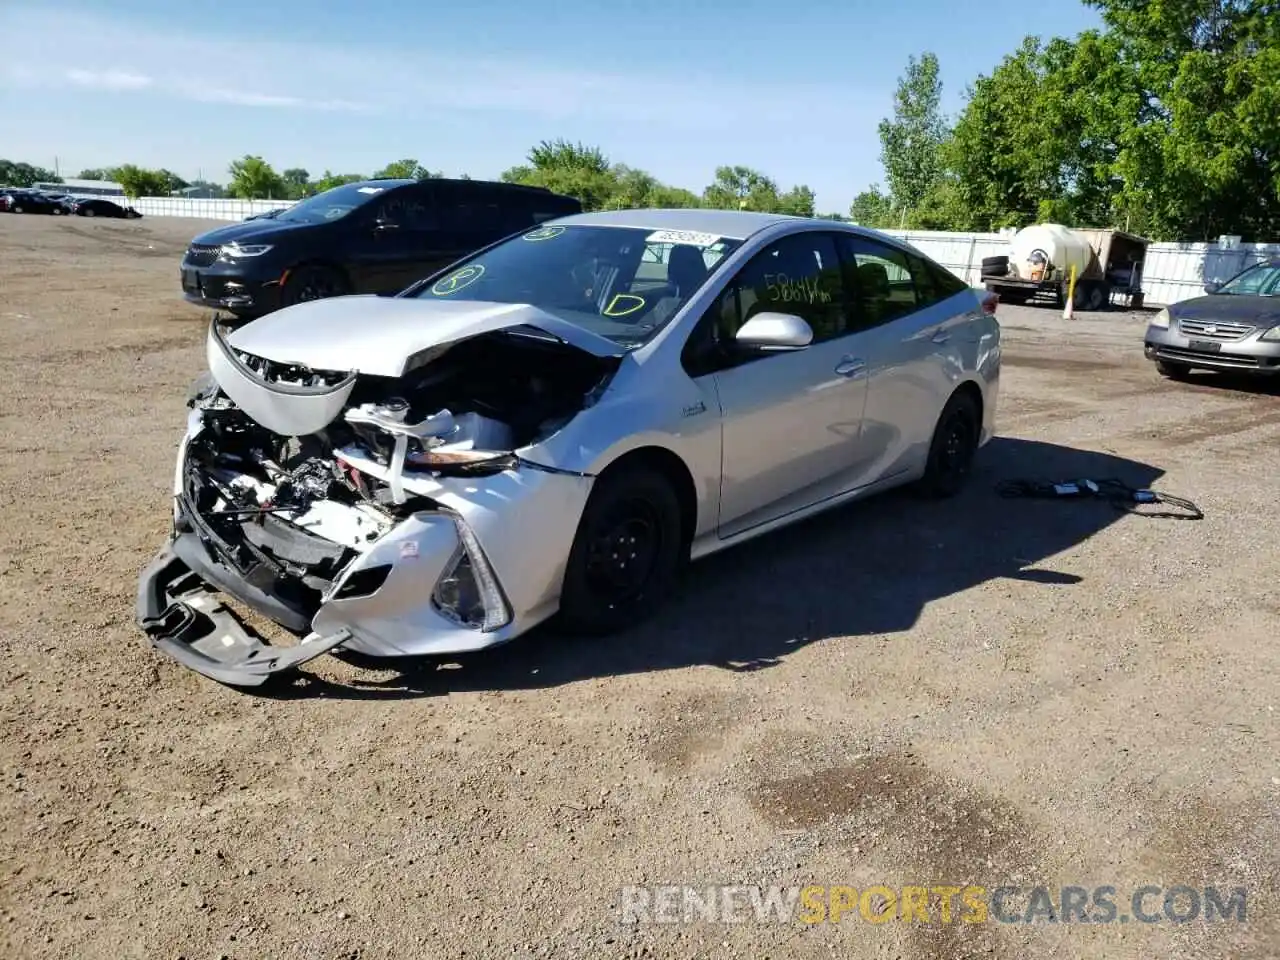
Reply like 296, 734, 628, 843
280, 264, 350, 307
557, 466, 684, 636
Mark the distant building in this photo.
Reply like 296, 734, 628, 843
34, 177, 125, 198
177, 184, 225, 199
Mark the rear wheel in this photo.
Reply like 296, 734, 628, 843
918, 391, 981, 498
1156, 360, 1191, 380
1084, 281, 1108, 311
280, 264, 350, 307
557, 466, 684, 636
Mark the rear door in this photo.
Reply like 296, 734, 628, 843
836, 234, 972, 478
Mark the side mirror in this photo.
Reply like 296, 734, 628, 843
1203, 281, 1222, 294
735, 312, 813, 351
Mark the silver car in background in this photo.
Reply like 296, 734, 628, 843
136, 209, 1001, 687
1144, 257, 1280, 379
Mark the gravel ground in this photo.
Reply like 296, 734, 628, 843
1, 213, 1278, 960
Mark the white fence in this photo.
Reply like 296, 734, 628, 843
121, 196, 1280, 307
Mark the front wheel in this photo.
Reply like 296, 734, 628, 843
280, 264, 350, 307
557, 466, 685, 636
83, 208, 96, 217
917, 391, 981, 498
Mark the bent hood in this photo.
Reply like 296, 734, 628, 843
1170, 294, 1280, 326
224, 295, 627, 378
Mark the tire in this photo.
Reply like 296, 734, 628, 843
52, 207, 63, 215
557, 465, 685, 636
1085, 282, 1108, 311
280, 264, 350, 308
1156, 360, 1191, 380
83, 208, 95, 217
981, 255, 1009, 277
918, 391, 981, 499
11, 204, 23, 214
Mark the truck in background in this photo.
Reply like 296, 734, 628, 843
980, 223, 1149, 310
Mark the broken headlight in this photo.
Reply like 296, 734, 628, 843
430, 519, 511, 631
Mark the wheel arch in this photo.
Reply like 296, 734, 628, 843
594, 445, 698, 554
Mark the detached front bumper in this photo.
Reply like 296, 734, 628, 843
136, 540, 352, 687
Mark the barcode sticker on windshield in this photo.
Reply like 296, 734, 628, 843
645, 230, 721, 247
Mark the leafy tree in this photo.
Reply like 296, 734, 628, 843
227, 155, 287, 200
111, 164, 171, 198
702, 165, 778, 210
372, 158, 440, 180
281, 168, 311, 199
776, 184, 816, 217
848, 185, 896, 227
1084, 0, 1280, 238
310, 171, 366, 193
77, 168, 108, 181
158, 169, 189, 193
0, 160, 60, 187
502, 139, 618, 211
877, 52, 949, 226
646, 184, 702, 208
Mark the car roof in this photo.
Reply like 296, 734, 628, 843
552, 208, 805, 240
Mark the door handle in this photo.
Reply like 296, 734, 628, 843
931, 330, 950, 344
835, 357, 866, 378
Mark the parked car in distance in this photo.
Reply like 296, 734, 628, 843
138, 208, 1000, 686
1144, 258, 1280, 379
178, 178, 584, 318
72, 197, 143, 218
2, 190, 67, 214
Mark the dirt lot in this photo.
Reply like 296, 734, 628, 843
1, 213, 1278, 960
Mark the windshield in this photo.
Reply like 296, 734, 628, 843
409, 224, 741, 346
1217, 261, 1280, 296
276, 181, 406, 225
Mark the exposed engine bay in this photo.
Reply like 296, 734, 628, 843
179, 326, 619, 623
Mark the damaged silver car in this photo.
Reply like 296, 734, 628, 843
137, 210, 1001, 686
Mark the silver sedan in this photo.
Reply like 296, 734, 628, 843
136, 209, 1001, 686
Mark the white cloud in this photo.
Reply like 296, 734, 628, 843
0, 6, 877, 131
65, 68, 152, 91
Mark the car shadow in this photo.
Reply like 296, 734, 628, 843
258, 436, 1164, 701
1169, 369, 1280, 397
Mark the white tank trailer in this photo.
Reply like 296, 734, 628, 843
980, 223, 1150, 310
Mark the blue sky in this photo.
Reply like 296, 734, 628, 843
1, 2, 1102, 212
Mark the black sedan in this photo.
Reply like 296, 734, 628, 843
72, 198, 143, 218
2, 190, 68, 214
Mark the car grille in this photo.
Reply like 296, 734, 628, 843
184, 243, 221, 267
1177, 318, 1253, 340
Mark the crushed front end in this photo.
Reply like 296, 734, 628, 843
136, 319, 610, 687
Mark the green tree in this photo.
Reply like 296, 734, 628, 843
848, 185, 896, 227
776, 184, 816, 217
502, 139, 618, 211
158, 169, 189, 193
111, 164, 171, 198
877, 52, 948, 226
77, 168, 108, 181
226, 155, 287, 199
0, 160, 60, 187
310, 171, 366, 193
1085, 0, 1280, 238
372, 158, 440, 180
702, 165, 779, 210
